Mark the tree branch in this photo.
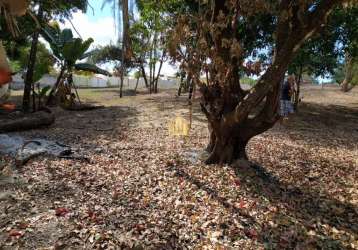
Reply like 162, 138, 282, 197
227, 0, 345, 125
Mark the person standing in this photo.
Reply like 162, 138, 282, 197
279, 75, 295, 124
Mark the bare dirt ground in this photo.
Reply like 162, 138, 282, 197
0, 85, 357, 249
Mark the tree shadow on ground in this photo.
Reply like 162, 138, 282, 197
0, 104, 141, 248
59, 100, 136, 143
168, 162, 356, 249
235, 161, 358, 245
2, 93, 139, 144
284, 102, 358, 143
234, 162, 357, 249
167, 164, 255, 223
297, 102, 358, 123
0, 101, 140, 177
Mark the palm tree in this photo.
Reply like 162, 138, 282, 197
102, 0, 135, 97
101, 0, 136, 38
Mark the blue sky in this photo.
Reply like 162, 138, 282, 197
86, 0, 111, 22
61, 0, 178, 76
63, 2, 116, 46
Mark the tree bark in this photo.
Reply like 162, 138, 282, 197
202, 89, 281, 165
151, 33, 158, 93
120, 0, 129, 98
32, 83, 36, 111
294, 67, 303, 111
149, 46, 153, 94
204, 118, 252, 164
134, 77, 139, 92
177, 73, 185, 96
154, 50, 165, 93
188, 78, 195, 100
23, 7, 43, 113
23, 32, 38, 112
37, 83, 41, 109
341, 53, 354, 92
140, 64, 149, 88
46, 66, 65, 106
68, 73, 81, 105
119, 65, 124, 98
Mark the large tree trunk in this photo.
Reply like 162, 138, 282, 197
341, 53, 354, 92
206, 137, 249, 164
23, 7, 43, 112
202, 77, 282, 164
205, 121, 250, 164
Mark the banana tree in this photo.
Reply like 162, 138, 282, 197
41, 24, 111, 105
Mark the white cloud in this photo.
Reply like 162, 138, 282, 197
61, 12, 117, 47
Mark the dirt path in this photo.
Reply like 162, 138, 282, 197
0, 86, 357, 249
